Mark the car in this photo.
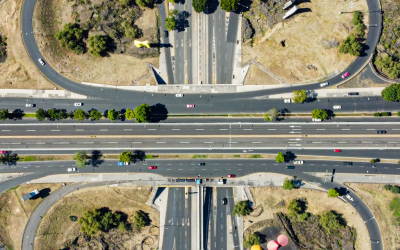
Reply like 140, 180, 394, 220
343, 162, 353, 165
293, 160, 304, 165
149, 166, 157, 169
372, 166, 376, 168
222, 198, 228, 205
164, 30, 168, 37
346, 92, 359, 96
74, 103, 83, 106
67, 168, 77, 172
187, 104, 195, 108
284, 99, 292, 103
25, 104, 35, 107
0, 151, 7, 154
333, 105, 342, 109
342, 72, 350, 78
377, 130, 387, 134
227, 174, 235, 178
334, 149, 342, 153
312, 118, 322, 122
38, 58, 46, 65
124, 162, 130, 165
346, 194, 354, 202
175, 94, 184, 97
198, 163, 205, 166
118, 161, 124, 166
320, 82, 329, 87
286, 166, 295, 169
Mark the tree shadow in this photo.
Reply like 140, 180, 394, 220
336, 187, 348, 196
296, 0, 311, 4
331, 210, 347, 227
138, 210, 152, 226
254, 232, 267, 244
1, 152, 19, 166
286, 8, 312, 19
176, 11, 190, 32
119, 109, 126, 121
11, 109, 24, 120
285, 151, 296, 162
90, 150, 104, 167
150, 43, 173, 48
235, 0, 253, 13
326, 109, 335, 119
359, 43, 370, 57
297, 197, 308, 214
31, 188, 51, 200
150, 103, 169, 122
205, 0, 219, 14
134, 150, 146, 162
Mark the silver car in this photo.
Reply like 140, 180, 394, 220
38, 58, 45, 65
25, 104, 35, 107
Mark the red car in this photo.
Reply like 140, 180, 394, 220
0, 151, 7, 154
149, 166, 157, 169
187, 104, 195, 108
341, 72, 350, 78
227, 174, 235, 178
334, 149, 342, 153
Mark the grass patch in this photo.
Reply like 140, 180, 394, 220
22, 113, 36, 118
390, 197, 400, 225
249, 155, 262, 158
6, 185, 19, 192
22, 156, 38, 161
191, 155, 207, 159
234, 155, 241, 158
145, 155, 159, 159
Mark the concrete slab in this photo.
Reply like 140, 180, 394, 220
0, 89, 87, 99
268, 87, 385, 99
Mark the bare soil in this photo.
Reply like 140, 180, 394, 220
33, 0, 159, 86
243, 64, 280, 85
0, 183, 64, 250
242, 0, 369, 85
35, 185, 159, 250
0, 0, 55, 90
347, 183, 400, 250
248, 187, 370, 250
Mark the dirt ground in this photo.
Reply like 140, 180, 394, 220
0, 0, 55, 89
243, 64, 280, 85
248, 187, 370, 250
0, 183, 64, 250
243, 0, 369, 85
33, 0, 159, 87
35, 185, 159, 250
347, 183, 400, 250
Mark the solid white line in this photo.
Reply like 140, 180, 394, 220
317, 129, 325, 130
180, 142, 190, 143
1, 130, 10, 131
172, 129, 180, 130
367, 129, 375, 130
362, 142, 372, 143
228, 142, 237, 144
36, 142, 45, 144
124, 129, 132, 131
76, 129, 84, 131
109, 142, 118, 144
51, 130, 60, 131
156, 142, 166, 143
148, 129, 156, 130
388, 142, 398, 143
312, 142, 322, 143
27, 130, 35, 131
268, 129, 276, 130
196, 129, 204, 130
252, 142, 262, 144
132, 142, 142, 143
341, 129, 350, 130
292, 129, 301, 130
337, 142, 347, 143
219, 129, 228, 130
204, 142, 214, 143
243, 129, 252, 130
100, 129, 108, 131
11, 143, 21, 144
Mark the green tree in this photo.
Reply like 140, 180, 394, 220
275, 152, 285, 163
232, 201, 252, 216
390, 185, 400, 194
292, 90, 307, 103
74, 151, 88, 168
118, 222, 128, 232
339, 34, 362, 56
120, 151, 133, 162
125, 108, 135, 120
297, 212, 309, 222
47, 108, 59, 120
74, 108, 87, 121
319, 211, 344, 234
59, 109, 69, 119
119, 0, 132, 6
381, 84, 400, 102
384, 184, 392, 191
192, 0, 207, 13
282, 179, 295, 190
79, 209, 102, 236
0, 34, 7, 59
328, 188, 339, 198
88, 35, 108, 57
0, 109, 9, 121
54, 23, 85, 54
108, 109, 118, 122
35, 108, 47, 121
375, 55, 400, 79
134, 103, 152, 123
287, 199, 302, 215
134, 210, 149, 229
165, 11, 177, 31
121, 20, 138, 39
220, 0, 238, 12
101, 211, 120, 231
311, 109, 328, 120
90, 109, 103, 121
351, 11, 363, 25
136, 0, 155, 7
264, 108, 278, 122
243, 233, 260, 248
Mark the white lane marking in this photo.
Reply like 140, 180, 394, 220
268, 129, 276, 130
341, 129, 350, 130
167, 164, 171, 165
204, 142, 214, 143
11, 143, 21, 144
179, 169, 183, 170
0, 143, 10, 144
36, 142, 45, 144
291, 129, 301, 130
219, 129, 228, 130
362, 142, 372, 143
226, 169, 231, 170
51, 130, 60, 131
243, 129, 252, 130
53, 142, 70, 144
2, 130, 10, 131
262, 164, 266, 165
180, 142, 190, 143
337, 142, 347, 143
148, 129, 156, 130
167, 169, 171, 170
359, 166, 364, 167
172, 129, 180, 130
77, 142, 94, 144
388, 142, 398, 143
196, 129, 204, 130
312, 142, 322, 143
238, 164, 242, 165
156, 142, 166, 143
392, 129, 400, 130
317, 129, 325, 130
228, 142, 237, 143
310, 164, 315, 165
190, 169, 195, 170
252, 142, 262, 144
76, 129, 84, 131
366, 129, 375, 130
238, 169, 242, 170
109, 142, 118, 144
27, 130, 36, 131
124, 129, 132, 131
132, 142, 142, 143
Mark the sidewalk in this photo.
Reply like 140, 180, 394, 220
313, 172, 400, 184
268, 87, 384, 99
0, 89, 87, 99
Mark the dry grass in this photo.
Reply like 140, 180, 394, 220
0, 0, 55, 90
32, 0, 159, 86
347, 183, 400, 250
0, 183, 64, 250
243, 0, 369, 85
35, 185, 159, 250
248, 187, 371, 250
244, 64, 280, 85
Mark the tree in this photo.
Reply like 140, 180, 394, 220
311, 109, 328, 120
384, 184, 392, 191
165, 14, 177, 31
101, 211, 120, 231
120, 151, 133, 162
35, 108, 47, 121
287, 199, 302, 215
0, 109, 9, 120
319, 211, 344, 234
370, 158, 377, 163
134, 210, 149, 229
119, 0, 132, 6
136, 0, 155, 7
47, 108, 59, 120
339, 34, 362, 56
264, 108, 278, 122
55, 23, 85, 54
74, 108, 87, 121
351, 11, 363, 25
375, 55, 400, 79
391, 185, 400, 194
121, 20, 139, 39
292, 90, 307, 103
283, 179, 295, 190
74, 151, 88, 168
220, 0, 239, 12
90, 109, 102, 121
118, 222, 127, 232
328, 188, 339, 198
88, 35, 108, 57
192, 0, 207, 13
108, 109, 118, 122
79, 209, 102, 236
275, 152, 285, 163
381, 84, 400, 102
125, 108, 135, 120
243, 233, 260, 248
232, 201, 252, 216
134, 103, 152, 123
297, 212, 309, 222
59, 109, 69, 119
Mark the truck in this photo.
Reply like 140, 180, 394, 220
218, 179, 225, 185
196, 179, 202, 185
22, 189, 40, 201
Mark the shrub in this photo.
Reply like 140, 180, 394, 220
391, 186, 400, 194
287, 199, 302, 215
275, 152, 285, 163
297, 212, 310, 222
328, 188, 339, 197
375, 55, 400, 79
311, 109, 328, 120
88, 35, 109, 57
384, 184, 392, 191
55, 23, 85, 54
339, 34, 362, 56
319, 211, 345, 234
232, 201, 252, 216
243, 233, 260, 248
398, 111, 400, 117
381, 112, 391, 116
283, 179, 295, 190
373, 112, 381, 117
370, 159, 377, 163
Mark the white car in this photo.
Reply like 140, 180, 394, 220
38, 58, 45, 65
124, 162, 130, 165
333, 105, 342, 109
25, 104, 35, 107
67, 168, 77, 172
284, 99, 292, 103
175, 94, 184, 97
320, 82, 329, 87
293, 160, 304, 165
312, 118, 322, 122
346, 194, 354, 202
74, 103, 83, 106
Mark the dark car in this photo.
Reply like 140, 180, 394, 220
286, 166, 295, 169
346, 92, 359, 96
222, 198, 227, 205
377, 130, 387, 134
198, 163, 205, 166
343, 162, 353, 165
164, 31, 168, 37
